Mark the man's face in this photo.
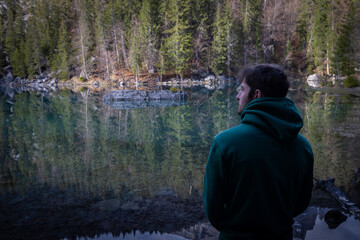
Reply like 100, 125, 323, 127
236, 80, 252, 115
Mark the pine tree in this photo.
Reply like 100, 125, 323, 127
74, 0, 93, 80
157, 41, 167, 81
165, 0, 192, 80
157, 0, 172, 77
295, 0, 314, 51
311, 0, 331, 73
128, 17, 142, 83
49, 0, 72, 82
111, 0, 131, 69
239, 0, 264, 64
24, 2, 42, 79
211, 2, 227, 75
94, 0, 111, 80
192, 0, 215, 72
0, 14, 5, 73
4, 1, 17, 61
103, 0, 120, 69
211, 0, 235, 76
333, 0, 357, 76
13, 40, 27, 78
35, 0, 52, 61
5, 1, 26, 78
51, 20, 71, 80
138, 0, 159, 73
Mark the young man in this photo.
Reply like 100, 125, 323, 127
203, 64, 314, 240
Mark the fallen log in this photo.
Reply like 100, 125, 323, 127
314, 178, 360, 220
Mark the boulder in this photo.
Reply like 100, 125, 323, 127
50, 78, 57, 86
204, 75, 216, 82
92, 81, 100, 87
307, 74, 322, 88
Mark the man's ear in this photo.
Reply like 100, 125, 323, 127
253, 89, 263, 99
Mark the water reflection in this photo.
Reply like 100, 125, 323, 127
301, 90, 360, 204
0, 86, 360, 240
68, 231, 190, 240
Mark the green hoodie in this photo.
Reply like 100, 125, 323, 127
203, 97, 314, 240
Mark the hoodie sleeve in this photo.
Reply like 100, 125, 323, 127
293, 144, 314, 217
203, 139, 226, 230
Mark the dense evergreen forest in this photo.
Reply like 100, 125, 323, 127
0, 0, 359, 84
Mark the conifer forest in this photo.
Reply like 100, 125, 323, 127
0, 0, 359, 82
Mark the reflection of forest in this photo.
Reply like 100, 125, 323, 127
301, 91, 360, 203
0, 87, 239, 239
1, 87, 360, 239
0, 87, 239, 199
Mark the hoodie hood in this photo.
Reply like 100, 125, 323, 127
240, 97, 303, 141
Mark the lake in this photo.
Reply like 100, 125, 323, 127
0, 82, 359, 240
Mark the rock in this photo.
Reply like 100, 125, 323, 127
325, 209, 347, 229
307, 74, 322, 88
148, 67, 155, 74
50, 78, 57, 85
204, 75, 215, 82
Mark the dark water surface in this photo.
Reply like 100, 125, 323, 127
0, 84, 359, 240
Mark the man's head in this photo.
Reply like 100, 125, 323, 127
236, 64, 290, 115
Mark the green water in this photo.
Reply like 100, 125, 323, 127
0, 85, 359, 239
0, 88, 238, 198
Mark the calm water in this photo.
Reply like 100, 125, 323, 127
0, 84, 359, 240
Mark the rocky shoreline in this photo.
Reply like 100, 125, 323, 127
1, 70, 359, 100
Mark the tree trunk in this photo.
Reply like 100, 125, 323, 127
226, 25, 232, 76
103, 42, 110, 80
80, 31, 89, 80
119, 24, 129, 69
111, 8, 120, 65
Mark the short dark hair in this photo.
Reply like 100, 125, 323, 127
238, 64, 290, 100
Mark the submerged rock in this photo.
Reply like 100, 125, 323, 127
103, 90, 186, 101
102, 90, 187, 109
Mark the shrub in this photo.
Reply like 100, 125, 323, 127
79, 76, 86, 82
80, 87, 88, 92
326, 80, 334, 87
343, 75, 359, 88
170, 87, 180, 92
